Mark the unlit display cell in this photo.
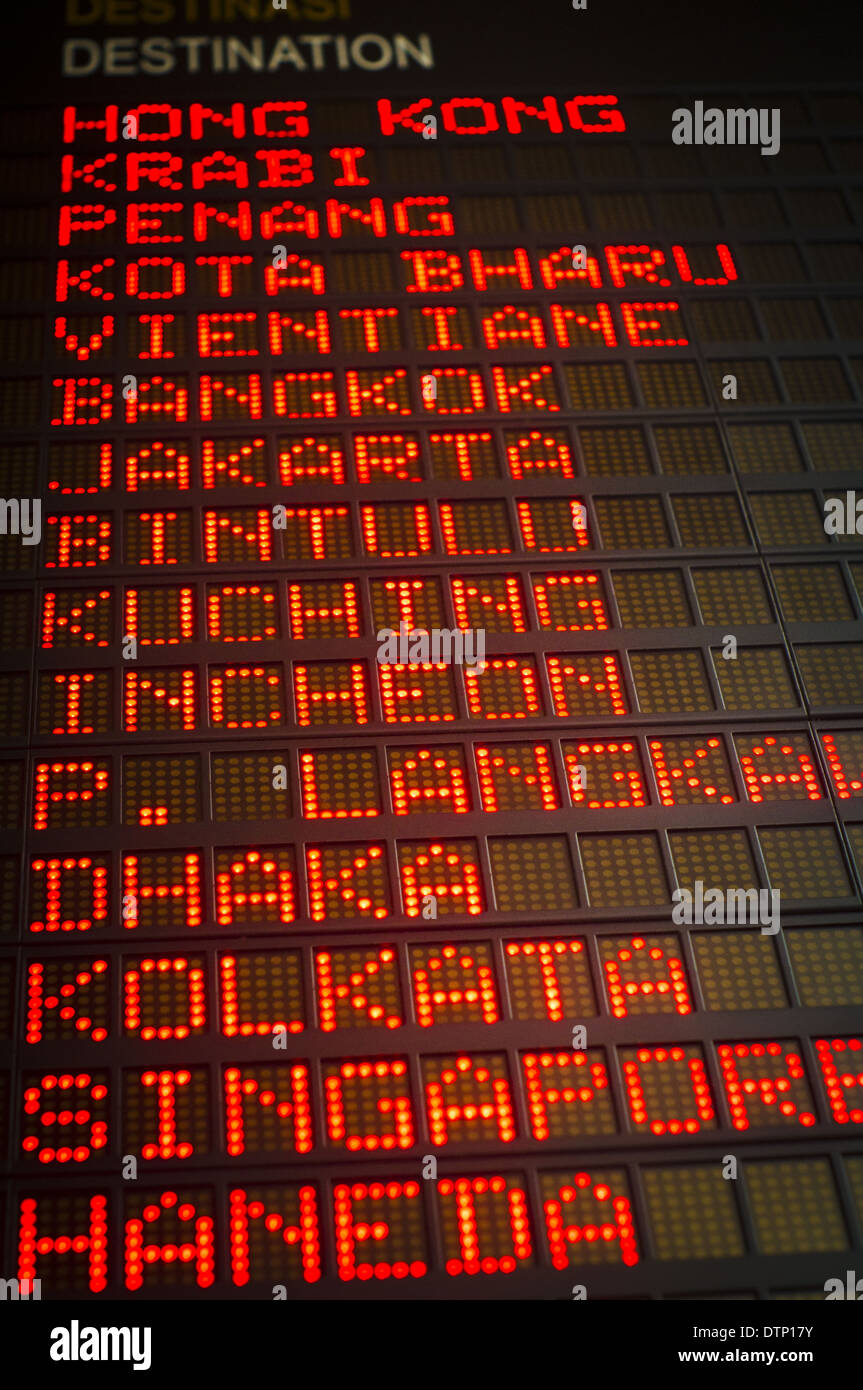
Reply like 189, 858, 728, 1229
564, 362, 634, 410
786, 928, 863, 1008
803, 419, 863, 470
757, 824, 853, 901
672, 493, 750, 548
631, 649, 714, 713
0, 589, 34, 649
745, 1160, 848, 1255
489, 834, 578, 912
726, 421, 804, 474
0, 760, 24, 830
578, 425, 652, 476
211, 750, 291, 822
580, 833, 668, 907
771, 565, 855, 622
749, 492, 828, 547
712, 647, 798, 711
637, 361, 707, 409
669, 827, 761, 893
595, 496, 671, 549
0, 444, 36, 500
796, 643, 863, 707
692, 567, 774, 624
688, 299, 760, 343
693, 931, 788, 1012
643, 1165, 745, 1260
612, 569, 693, 626
653, 423, 727, 475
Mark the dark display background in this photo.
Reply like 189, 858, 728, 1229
0, 0, 862, 1301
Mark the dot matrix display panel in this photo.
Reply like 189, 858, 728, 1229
1, 72, 863, 1304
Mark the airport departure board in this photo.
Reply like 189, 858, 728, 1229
0, 0, 862, 1308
